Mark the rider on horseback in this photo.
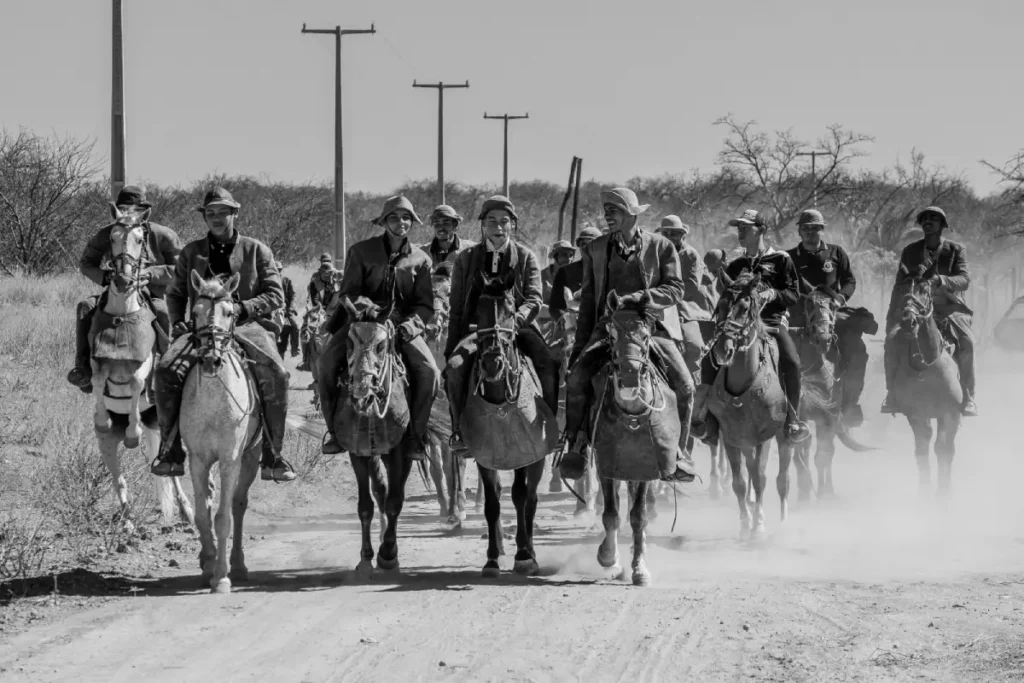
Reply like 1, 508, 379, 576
67, 186, 182, 392
318, 195, 440, 459
654, 216, 713, 374
548, 226, 602, 320
693, 209, 811, 446
542, 240, 577, 305
298, 253, 342, 371
420, 204, 476, 270
151, 187, 296, 483
882, 206, 977, 417
557, 187, 699, 483
786, 209, 871, 428
445, 195, 560, 454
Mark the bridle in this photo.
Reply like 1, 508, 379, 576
605, 309, 666, 415
473, 295, 522, 403
708, 284, 765, 362
192, 292, 237, 367
901, 281, 940, 370
106, 218, 152, 297
802, 290, 839, 352
347, 319, 402, 419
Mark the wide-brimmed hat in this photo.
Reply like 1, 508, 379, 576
430, 204, 463, 225
576, 226, 602, 243
319, 252, 334, 270
728, 209, 766, 228
550, 240, 575, 257
797, 209, 826, 227
916, 206, 949, 228
372, 195, 422, 226
477, 195, 519, 221
196, 186, 241, 213
657, 215, 690, 234
600, 187, 649, 216
115, 185, 152, 209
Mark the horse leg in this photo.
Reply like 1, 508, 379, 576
97, 431, 130, 525
512, 459, 545, 575
748, 444, 769, 537
794, 437, 814, 502
725, 445, 750, 536
815, 422, 837, 499
548, 456, 563, 493
123, 368, 145, 449
230, 447, 260, 583
628, 482, 651, 586
425, 436, 449, 521
573, 465, 596, 516
210, 454, 240, 594
369, 456, 389, 545
908, 417, 934, 498
378, 448, 413, 571
189, 456, 216, 587
479, 465, 503, 577
597, 477, 622, 577
349, 454, 376, 580
91, 364, 112, 433
776, 437, 792, 523
935, 413, 960, 502
474, 471, 486, 513
441, 443, 465, 529
709, 441, 723, 500
645, 481, 658, 521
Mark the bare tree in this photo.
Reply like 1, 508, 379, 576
981, 149, 1024, 202
0, 129, 101, 275
713, 115, 873, 242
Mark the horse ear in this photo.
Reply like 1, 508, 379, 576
224, 272, 241, 294
109, 202, 120, 220
139, 207, 152, 224
607, 289, 620, 310
190, 269, 204, 292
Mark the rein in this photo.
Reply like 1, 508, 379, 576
348, 321, 401, 419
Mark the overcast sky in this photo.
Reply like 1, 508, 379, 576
2, 0, 1020, 196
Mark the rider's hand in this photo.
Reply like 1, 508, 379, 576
513, 313, 528, 330
757, 288, 777, 304
397, 319, 420, 343
232, 302, 246, 322
171, 321, 190, 340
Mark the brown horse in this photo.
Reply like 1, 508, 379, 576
707, 273, 791, 538
784, 289, 874, 500
888, 275, 962, 499
589, 291, 683, 586
459, 271, 558, 577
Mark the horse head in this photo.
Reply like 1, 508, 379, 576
802, 287, 840, 353
712, 272, 766, 367
604, 289, 660, 411
106, 203, 152, 300
301, 305, 326, 343
471, 270, 520, 401
190, 270, 240, 375
341, 295, 397, 414
426, 269, 452, 343
897, 265, 943, 365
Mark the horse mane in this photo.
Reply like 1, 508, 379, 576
616, 291, 658, 326
724, 271, 759, 297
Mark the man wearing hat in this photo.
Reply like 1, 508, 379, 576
151, 187, 295, 482
882, 206, 976, 416
692, 209, 811, 446
298, 253, 342, 372
548, 226, 602, 320
656, 215, 714, 374
66, 185, 183, 392
420, 204, 476, 271
318, 195, 439, 458
444, 195, 559, 454
276, 260, 301, 358
558, 188, 698, 483
786, 209, 870, 427
541, 240, 577, 305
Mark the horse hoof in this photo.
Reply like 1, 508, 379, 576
573, 506, 594, 518
210, 578, 231, 594
513, 559, 538, 576
548, 479, 563, 493
377, 556, 400, 571
481, 562, 501, 578
94, 422, 112, 434
230, 567, 249, 583
632, 569, 651, 587
355, 559, 374, 580
123, 435, 141, 449
604, 564, 624, 580
597, 549, 619, 570
442, 516, 462, 532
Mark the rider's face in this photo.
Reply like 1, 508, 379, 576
554, 251, 572, 267
919, 212, 945, 239
482, 210, 513, 246
603, 204, 635, 233
384, 210, 414, 239
204, 205, 236, 238
661, 231, 685, 249
799, 224, 824, 249
433, 218, 457, 242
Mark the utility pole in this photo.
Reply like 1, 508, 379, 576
302, 21, 376, 269
413, 80, 469, 205
483, 112, 528, 198
111, 0, 126, 202
796, 149, 830, 208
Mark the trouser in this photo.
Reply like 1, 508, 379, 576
277, 315, 300, 356
680, 319, 705, 376
884, 312, 974, 400
700, 325, 801, 421
319, 322, 440, 440
445, 327, 560, 436
155, 322, 288, 467
75, 295, 169, 369
565, 331, 694, 453
834, 315, 868, 409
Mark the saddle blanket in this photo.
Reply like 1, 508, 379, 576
708, 335, 787, 445
91, 308, 156, 363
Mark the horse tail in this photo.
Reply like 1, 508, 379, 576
836, 421, 877, 452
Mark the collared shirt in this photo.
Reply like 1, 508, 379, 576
612, 230, 641, 260
208, 230, 238, 277
485, 237, 511, 274
429, 235, 461, 265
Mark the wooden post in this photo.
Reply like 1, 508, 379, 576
570, 158, 582, 242
557, 157, 578, 242
413, 80, 470, 205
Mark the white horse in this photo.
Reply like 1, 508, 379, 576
90, 203, 192, 525
180, 271, 262, 594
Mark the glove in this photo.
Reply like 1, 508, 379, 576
171, 321, 190, 340
756, 288, 777, 304
513, 313, 528, 330
232, 303, 246, 321
397, 319, 420, 343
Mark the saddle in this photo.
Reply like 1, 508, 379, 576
334, 340, 410, 457
90, 306, 159, 363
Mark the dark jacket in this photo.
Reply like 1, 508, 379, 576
677, 242, 712, 322
787, 241, 856, 301
573, 230, 685, 361
549, 260, 584, 317
282, 276, 297, 315
886, 237, 971, 329
723, 248, 800, 328
308, 268, 342, 307
79, 221, 182, 298
446, 240, 543, 358
339, 234, 434, 336
419, 234, 476, 270
166, 231, 284, 327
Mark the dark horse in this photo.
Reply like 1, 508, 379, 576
888, 271, 962, 499
459, 271, 558, 577
590, 291, 684, 586
784, 288, 873, 500
329, 296, 415, 578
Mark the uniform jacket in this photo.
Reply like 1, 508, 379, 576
677, 242, 712, 322
446, 240, 543, 358
787, 241, 856, 300
886, 237, 972, 329
723, 248, 800, 328
166, 231, 284, 326
573, 230, 685, 361
339, 234, 434, 336
79, 221, 182, 298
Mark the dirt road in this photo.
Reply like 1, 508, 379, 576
1, 366, 1023, 682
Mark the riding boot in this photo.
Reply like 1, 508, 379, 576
557, 355, 597, 481
150, 335, 195, 477
297, 339, 310, 372
67, 300, 96, 393
444, 349, 472, 456
690, 384, 720, 447
259, 398, 296, 482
